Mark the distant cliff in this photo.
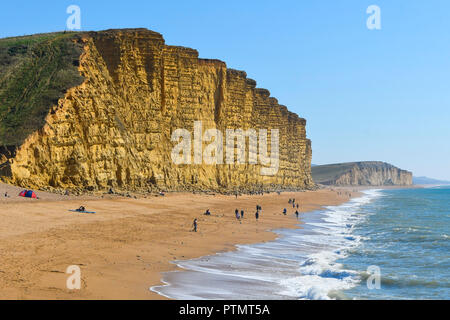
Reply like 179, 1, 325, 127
0, 29, 314, 193
312, 162, 413, 186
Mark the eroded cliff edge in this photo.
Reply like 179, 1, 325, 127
312, 162, 413, 186
0, 29, 314, 193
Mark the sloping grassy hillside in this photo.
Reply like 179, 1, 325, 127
311, 162, 357, 183
0, 32, 85, 146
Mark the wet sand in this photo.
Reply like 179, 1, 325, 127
0, 183, 358, 299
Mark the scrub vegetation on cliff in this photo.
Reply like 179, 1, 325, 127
0, 32, 85, 146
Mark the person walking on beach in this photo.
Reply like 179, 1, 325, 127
283, 208, 287, 215
192, 218, 198, 232
296, 203, 299, 209
235, 209, 240, 220
240, 210, 244, 219
255, 210, 259, 221
295, 210, 299, 220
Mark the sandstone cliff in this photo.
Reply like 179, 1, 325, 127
0, 29, 314, 193
311, 162, 413, 186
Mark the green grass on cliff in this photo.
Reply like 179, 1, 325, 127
0, 32, 85, 146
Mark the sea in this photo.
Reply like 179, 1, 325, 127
151, 186, 450, 300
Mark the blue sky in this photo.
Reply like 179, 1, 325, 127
1, 0, 449, 179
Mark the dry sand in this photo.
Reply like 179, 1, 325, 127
0, 183, 358, 299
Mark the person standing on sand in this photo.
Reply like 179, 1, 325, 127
283, 208, 287, 215
295, 210, 299, 220
241, 210, 244, 219
255, 211, 259, 221
235, 209, 240, 220
192, 219, 198, 232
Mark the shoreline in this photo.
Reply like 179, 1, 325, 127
150, 189, 380, 300
0, 182, 363, 300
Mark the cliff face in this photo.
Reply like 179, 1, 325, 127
0, 29, 314, 193
311, 162, 413, 186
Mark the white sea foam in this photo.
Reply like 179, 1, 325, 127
151, 189, 382, 300
270, 189, 382, 299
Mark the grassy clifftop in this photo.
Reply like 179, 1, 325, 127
311, 162, 358, 183
0, 32, 85, 146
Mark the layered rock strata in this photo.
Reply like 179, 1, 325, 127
0, 29, 314, 193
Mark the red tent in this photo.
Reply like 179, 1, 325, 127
19, 190, 37, 198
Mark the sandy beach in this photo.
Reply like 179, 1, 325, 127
0, 182, 358, 299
